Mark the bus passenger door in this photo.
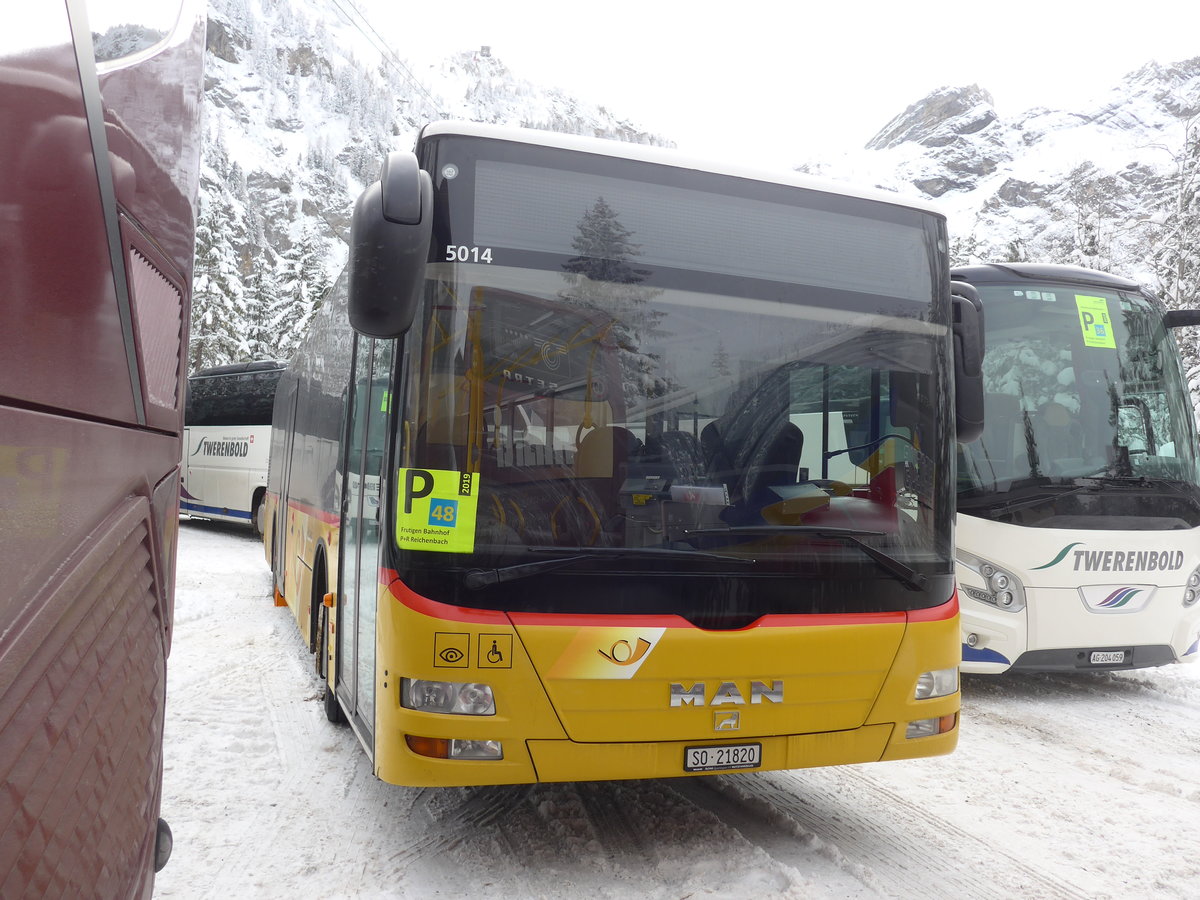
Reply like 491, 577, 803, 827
337, 336, 391, 749
272, 380, 298, 594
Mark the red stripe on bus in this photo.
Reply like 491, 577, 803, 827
383, 570, 948, 629
906, 590, 959, 622
286, 499, 339, 526
383, 571, 510, 625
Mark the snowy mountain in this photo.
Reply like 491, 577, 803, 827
190, 0, 670, 371
801, 62, 1200, 309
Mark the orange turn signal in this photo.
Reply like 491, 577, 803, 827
405, 735, 451, 759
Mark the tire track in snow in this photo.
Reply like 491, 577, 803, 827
667, 776, 885, 898
672, 769, 1091, 900
574, 781, 658, 865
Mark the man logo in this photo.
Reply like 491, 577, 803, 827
669, 680, 784, 707
598, 637, 652, 666
714, 711, 740, 731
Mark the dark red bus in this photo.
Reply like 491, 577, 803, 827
0, 1, 205, 896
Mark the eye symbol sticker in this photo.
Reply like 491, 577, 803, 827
434, 633, 470, 668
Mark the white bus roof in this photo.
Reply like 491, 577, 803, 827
418, 120, 945, 218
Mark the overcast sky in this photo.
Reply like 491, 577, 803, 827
362, 0, 1197, 168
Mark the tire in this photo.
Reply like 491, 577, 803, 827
252, 491, 265, 536
323, 683, 346, 725
316, 603, 346, 725
310, 553, 327, 655
314, 602, 326, 677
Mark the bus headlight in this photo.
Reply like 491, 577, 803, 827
1184, 566, 1200, 608
906, 714, 957, 739
956, 550, 1027, 612
914, 667, 958, 700
450, 739, 503, 760
401, 678, 496, 715
405, 735, 504, 760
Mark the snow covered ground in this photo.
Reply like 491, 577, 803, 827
156, 520, 1200, 899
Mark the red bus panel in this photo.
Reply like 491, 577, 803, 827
0, 2, 205, 896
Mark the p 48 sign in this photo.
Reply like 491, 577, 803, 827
395, 468, 480, 553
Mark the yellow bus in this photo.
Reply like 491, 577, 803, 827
263, 121, 983, 786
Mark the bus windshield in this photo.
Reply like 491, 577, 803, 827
958, 280, 1200, 525
185, 362, 284, 426
394, 135, 953, 619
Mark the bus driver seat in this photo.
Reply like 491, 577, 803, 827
739, 421, 804, 519
569, 425, 642, 540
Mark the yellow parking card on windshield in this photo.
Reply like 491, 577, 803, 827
1076, 295, 1116, 348
396, 468, 479, 553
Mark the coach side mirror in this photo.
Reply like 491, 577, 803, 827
951, 280, 985, 444
348, 151, 433, 338
1164, 309, 1200, 328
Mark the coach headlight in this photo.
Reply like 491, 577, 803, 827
956, 550, 1027, 612
1183, 566, 1200, 607
401, 678, 496, 715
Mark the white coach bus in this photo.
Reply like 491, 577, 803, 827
953, 263, 1200, 673
183, 360, 284, 532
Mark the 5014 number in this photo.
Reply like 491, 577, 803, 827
445, 245, 493, 263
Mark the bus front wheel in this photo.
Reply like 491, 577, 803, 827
323, 683, 345, 724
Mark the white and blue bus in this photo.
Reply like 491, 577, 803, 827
953, 263, 1200, 673
183, 360, 285, 532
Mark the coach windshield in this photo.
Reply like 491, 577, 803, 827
957, 280, 1200, 527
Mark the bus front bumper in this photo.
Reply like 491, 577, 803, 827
377, 717, 958, 787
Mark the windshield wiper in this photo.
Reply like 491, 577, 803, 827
966, 482, 1097, 518
463, 546, 755, 590
685, 525, 927, 591
965, 475, 1188, 519
1079, 473, 1185, 489
823, 432, 916, 461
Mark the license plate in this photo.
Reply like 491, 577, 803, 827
684, 743, 762, 772
1090, 650, 1126, 665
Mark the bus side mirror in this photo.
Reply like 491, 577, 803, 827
347, 151, 433, 339
1164, 309, 1200, 328
951, 281, 985, 443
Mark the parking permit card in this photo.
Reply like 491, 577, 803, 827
1076, 295, 1116, 348
396, 468, 479, 552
